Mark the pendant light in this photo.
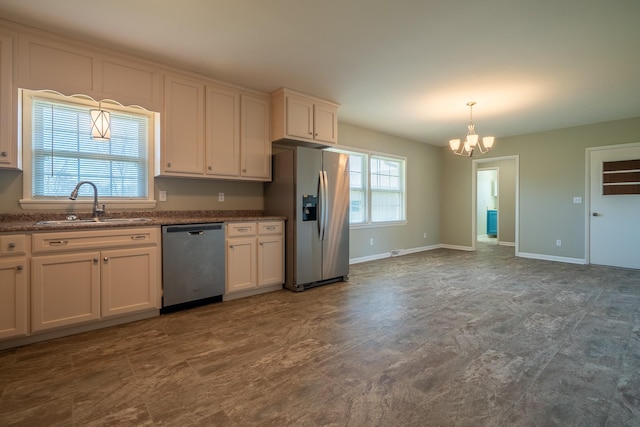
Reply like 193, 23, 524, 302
449, 102, 494, 157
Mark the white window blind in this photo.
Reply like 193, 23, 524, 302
329, 147, 406, 226
348, 152, 367, 224
371, 156, 404, 222
31, 98, 148, 199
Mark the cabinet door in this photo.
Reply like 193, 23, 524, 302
258, 235, 284, 287
226, 237, 257, 293
206, 85, 240, 177
31, 252, 101, 332
101, 247, 159, 318
162, 74, 205, 175
0, 32, 15, 168
285, 94, 314, 140
313, 101, 338, 144
0, 258, 28, 339
240, 94, 271, 179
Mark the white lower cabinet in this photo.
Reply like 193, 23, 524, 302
101, 246, 158, 318
0, 257, 28, 339
226, 221, 284, 296
31, 252, 101, 332
0, 234, 28, 339
30, 228, 160, 333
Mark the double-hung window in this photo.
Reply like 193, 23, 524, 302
330, 147, 406, 226
20, 89, 157, 209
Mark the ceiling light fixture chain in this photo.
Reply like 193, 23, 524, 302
449, 101, 494, 157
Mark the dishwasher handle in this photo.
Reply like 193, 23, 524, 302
164, 224, 223, 233
189, 230, 204, 236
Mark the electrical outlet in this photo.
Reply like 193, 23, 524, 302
573, 197, 582, 204
218, 192, 224, 202
369, 238, 374, 246
158, 191, 167, 202
423, 233, 427, 239
556, 239, 562, 247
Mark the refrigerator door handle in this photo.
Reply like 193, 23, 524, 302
318, 170, 325, 240
322, 170, 329, 241
318, 170, 329, 241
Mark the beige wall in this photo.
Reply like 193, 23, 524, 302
338, 122, 441, 260
441, 116, 640, 260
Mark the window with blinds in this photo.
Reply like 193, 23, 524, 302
28, 94, 149, 200
329, 147, 406, 226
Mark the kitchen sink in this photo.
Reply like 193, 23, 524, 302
35, 218, 153, 226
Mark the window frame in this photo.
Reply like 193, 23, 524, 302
19, 89, 158, 210
329, 146, 407, 228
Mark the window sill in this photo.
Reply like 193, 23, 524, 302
350, 221, 407, 230
20, 199, 157, 211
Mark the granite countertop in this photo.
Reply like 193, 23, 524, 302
0, 210, 287, 233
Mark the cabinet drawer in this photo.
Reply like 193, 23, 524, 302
32, 227, 159, 254
258, 221, 283, 235
227, 222, 257, 237
0, 235, 26, 257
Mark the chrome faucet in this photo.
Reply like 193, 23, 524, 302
69, 181, 105, 219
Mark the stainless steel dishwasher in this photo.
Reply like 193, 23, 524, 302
161, 223, 225, 313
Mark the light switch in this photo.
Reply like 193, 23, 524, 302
218, 192, 225, 202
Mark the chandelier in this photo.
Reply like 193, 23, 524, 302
449, 101, 494, 156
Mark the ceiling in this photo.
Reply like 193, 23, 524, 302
1, 0, 639, 146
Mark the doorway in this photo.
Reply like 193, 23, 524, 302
477, 168, 498, 244
471, 156, 519, 252
587, 143, 640, 269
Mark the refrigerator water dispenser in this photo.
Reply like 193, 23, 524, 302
302, 195, 317, 221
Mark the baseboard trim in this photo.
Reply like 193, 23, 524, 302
498, 241, 516, 247
517, 252, 586, 265
441, 244, 474, 251
350, 244, 443, 264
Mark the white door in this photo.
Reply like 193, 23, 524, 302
590, 144, 640, 269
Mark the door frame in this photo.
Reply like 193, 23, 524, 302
585, 142, 640, 265
471, 155, 520, 253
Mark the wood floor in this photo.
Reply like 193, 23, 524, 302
1, 243, 639, 426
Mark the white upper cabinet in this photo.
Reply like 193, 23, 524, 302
271, 87, 339, 146
158, 75, 271, 181
240, 94, 271, 180
161, 73, 206, 175
206, 85, 240, 177
0, 30, 17, 169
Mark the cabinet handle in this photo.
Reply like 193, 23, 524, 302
236, 227, 249, 232
266, 226, 276, 230
8, 242, 16, 249
104, 256, 109, 262
49, 240, 69, 246
16, 265, 23, 271
131, 235, 146, 240
0, 151, 7, 157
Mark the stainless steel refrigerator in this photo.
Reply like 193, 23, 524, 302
265, 146, 349, 291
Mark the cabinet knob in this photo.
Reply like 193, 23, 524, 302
208, 166, 212, 171
242, 168, 246, 173
93, 258, 99, 263
104, 256, 109, 262
0, 151, 7, 157
16, 265, 23, 271
167, 162, 172, 168
8, 242, 16, 249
